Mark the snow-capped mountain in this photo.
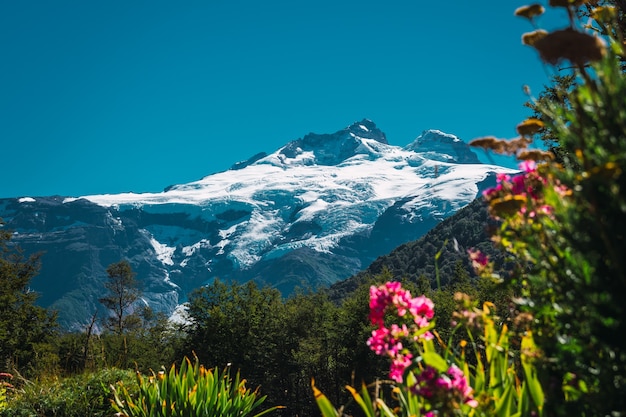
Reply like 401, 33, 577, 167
0, 120, 514, 329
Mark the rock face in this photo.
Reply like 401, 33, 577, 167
0, 120, 514, 330
280, 119, 388, 165
405, 129, 481, 164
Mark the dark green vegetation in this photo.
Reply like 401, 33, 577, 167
0, 221, 57, 375
3, 369, 137, 417
0, 195, 505, 416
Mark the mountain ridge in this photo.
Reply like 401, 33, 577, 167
0, 120, 515, 330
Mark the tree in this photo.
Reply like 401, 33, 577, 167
183, 279, 290, 410
99, 260, 141, 335
0, 219, 57, 374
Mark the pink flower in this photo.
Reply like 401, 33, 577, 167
368, 283, 435, 330
496, 172, 512, 182
482, 184, 502, 198
540, 204, 553, 215
367, 327, 391, 355
421, 330, 434, 341
390, 323, 410, 338
390, 352, 413, 383
448, 365, 478, 407
511, 174, 527, 195
411, 365, 478, 410
367, 282, 437, 382
468, 248, 490, 274
409, 295, 435, 322
519, 160, 537, 173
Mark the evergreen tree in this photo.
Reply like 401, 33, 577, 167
0, 219, 57, 374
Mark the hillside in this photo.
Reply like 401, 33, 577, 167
328, 197, 508, 299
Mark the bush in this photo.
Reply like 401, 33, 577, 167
1, 368, 136, 417
111, 355, 283, 417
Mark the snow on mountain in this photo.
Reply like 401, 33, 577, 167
0, 120, 515, 329
67, 123, 505, 271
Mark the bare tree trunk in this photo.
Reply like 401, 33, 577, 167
82, 311, 98, 371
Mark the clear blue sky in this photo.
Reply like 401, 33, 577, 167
1, 1, 568, 198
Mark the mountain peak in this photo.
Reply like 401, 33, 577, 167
278, 119, 388, 165
345, 119, 388, 143
404, 129, 480, 164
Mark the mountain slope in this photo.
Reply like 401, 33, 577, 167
326, 197, 509, 300
0, 120, 514, 329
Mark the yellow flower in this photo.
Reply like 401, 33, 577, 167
489, 195, 527, 217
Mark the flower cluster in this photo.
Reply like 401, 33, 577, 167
368, 282, 435, 328
483, 161, 568, 220
367, 282, 435, 382
412, 365, 479, 411
367, 283, 479, 413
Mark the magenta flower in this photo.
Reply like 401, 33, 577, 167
410, 295, 435, 322
496, 172, 512, 182
519, 160, 537, 173
511, 174, 527, 195
367, 282, 436, 382
447, 365, 478, 407
368, 282, 434, 329
366, 326, 391, 356
412, 365, 478, 410
389, 352, 413, 383
468, 248, 490, 275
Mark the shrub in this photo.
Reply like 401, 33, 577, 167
0, 368, 136, 417
111, 355, 283, 417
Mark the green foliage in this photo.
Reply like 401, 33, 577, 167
520, 55, 626, 413
111, 356, 282, 417
97, 260, 160, 370
0, 368, 136, 417
0, 373, 11, 412
313, 285, 544, 417
0, 219, 57, 376
183, 279, 288, 398
99, 260, 141, 336
477, 2, 626, 414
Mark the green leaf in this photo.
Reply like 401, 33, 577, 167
345, 384, 376, 417
494, 377, 515, 416
521, 332, 544, 412
422, 351, 448, 373
311, 379, 339, 417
